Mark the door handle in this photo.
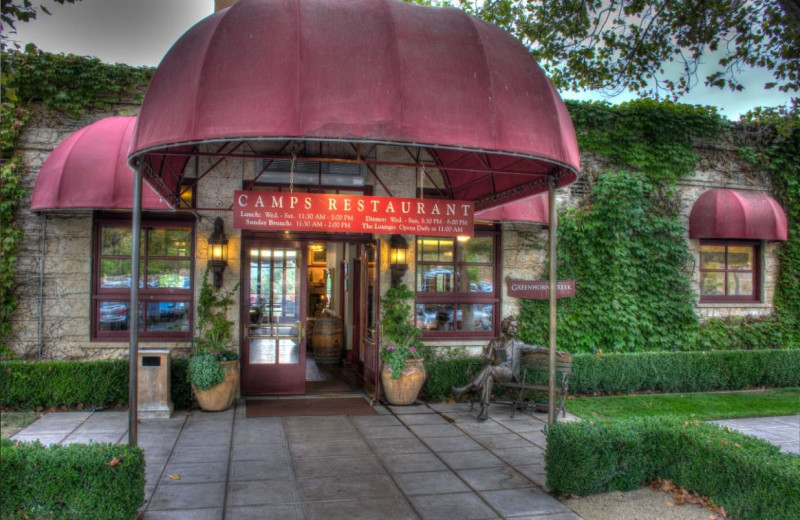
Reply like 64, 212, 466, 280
297, 321, 304, 343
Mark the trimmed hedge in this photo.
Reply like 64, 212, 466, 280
0, 439, 145, 519
0, 359, 192, 410
423, 349, 800, 400
570, 349, 800, 394
546, 418, 800, 520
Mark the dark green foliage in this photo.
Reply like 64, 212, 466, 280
569, 350, 800, 395
0, 439, 145, 520
423, 356, 480, 400
567, 99, 724, 182
170, 358, 192, 409
766, 122, 800, 339
519, 172, 699, 353
546, 418, 800, 520
423, 350, 800, 399
1, 359, 193, 410
695, 316, 799, 351
0, 360, 128, 409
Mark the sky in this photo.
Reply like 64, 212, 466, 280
7, 0, 794, 121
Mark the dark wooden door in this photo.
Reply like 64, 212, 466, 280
241, 241, 307, 395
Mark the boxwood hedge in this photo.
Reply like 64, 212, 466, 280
0, 359, 192, 410
0, 439, 145, 520
545, 418, 800, 520
423, 349, 800, 400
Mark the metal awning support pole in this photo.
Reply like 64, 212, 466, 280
547, 175, 558, 426
128, 162, 143, 445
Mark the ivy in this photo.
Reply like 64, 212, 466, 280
518, 172, 699, 352
0, 46, 151, 351
566, 99, 725, 183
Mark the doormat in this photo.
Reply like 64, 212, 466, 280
306, 380, 356, 393
245, 397, 378, 417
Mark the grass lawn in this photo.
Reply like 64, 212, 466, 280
1, 411, 41, 439
566, 387, 800, 421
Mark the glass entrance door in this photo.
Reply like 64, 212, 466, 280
242, 243, 306, 395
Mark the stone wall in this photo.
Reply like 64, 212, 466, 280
7, 105, 786, 360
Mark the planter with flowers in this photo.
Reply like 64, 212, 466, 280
379, 285, 425, 405
188, 269, 240, 412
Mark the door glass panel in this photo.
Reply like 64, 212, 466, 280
700, 245, 725, 269
248, 248, 301, 365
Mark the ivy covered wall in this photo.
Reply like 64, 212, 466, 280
519, 100, 799, 352
1, 48, 797, 357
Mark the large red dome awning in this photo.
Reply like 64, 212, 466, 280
31, 117, 171, 211
689, 189, 788, 241
129, 0, 579, 209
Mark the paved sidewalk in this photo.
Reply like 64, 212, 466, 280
12, 400, 582, 520
710, 415, 800, 454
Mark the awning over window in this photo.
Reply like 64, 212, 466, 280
31, 117, 170, 211
474, 193, 549, 224
689, 189, 788, 241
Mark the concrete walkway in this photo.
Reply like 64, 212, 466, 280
12, 400, 581, 520
710, 415, 800, 454
11, 403, 799, 519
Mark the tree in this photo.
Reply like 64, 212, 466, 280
427, 1, 799, 99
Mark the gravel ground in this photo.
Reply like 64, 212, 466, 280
564, 488, 724, 520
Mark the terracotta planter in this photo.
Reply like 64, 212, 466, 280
193, 360, 240, 412
381, 357, 426, 405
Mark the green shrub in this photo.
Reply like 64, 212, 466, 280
0, 439, 145, 519
187, 352, 226, 390
171, 358, 192, 409
694, 316, 799, 350
0, 360, 128, 409
546, 418, 800, 520
423, 356, 481, 400
423, 349, 800, 400
570, 349, 800, 395
1, 359, 193, 410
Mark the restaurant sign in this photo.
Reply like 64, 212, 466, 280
507, 280, 576, 300
233, 190, 474, 237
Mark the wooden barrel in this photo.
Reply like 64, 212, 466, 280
311, 317, 344, 365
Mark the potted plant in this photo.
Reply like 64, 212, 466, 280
379, 285, 426, 405
188, 269, 240, 411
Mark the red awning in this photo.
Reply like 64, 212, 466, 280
129, 0, 579, 209
31, 117, 171, 211
474, 193, 549, 224
689, 189, 788, 241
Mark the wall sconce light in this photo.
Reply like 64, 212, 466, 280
389, 234, 409, 287
208, 217, 228, 289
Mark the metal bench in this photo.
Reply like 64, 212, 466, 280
469, 351, 573, 419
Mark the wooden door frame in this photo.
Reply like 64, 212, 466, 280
239, 238, 308, 395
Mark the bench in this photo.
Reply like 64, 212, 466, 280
469, 352, 573, 419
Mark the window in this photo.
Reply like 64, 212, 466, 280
415, 228, 498, 337
93, 217, 194, 341
699, 241, 759, 302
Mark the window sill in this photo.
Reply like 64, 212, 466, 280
697, 302, 770, 309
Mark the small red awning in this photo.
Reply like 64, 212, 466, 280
689, 189, 788, 241
31, 117, 170, 211
474, 193, 549, 224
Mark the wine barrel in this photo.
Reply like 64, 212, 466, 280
311, 317, 344, 365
